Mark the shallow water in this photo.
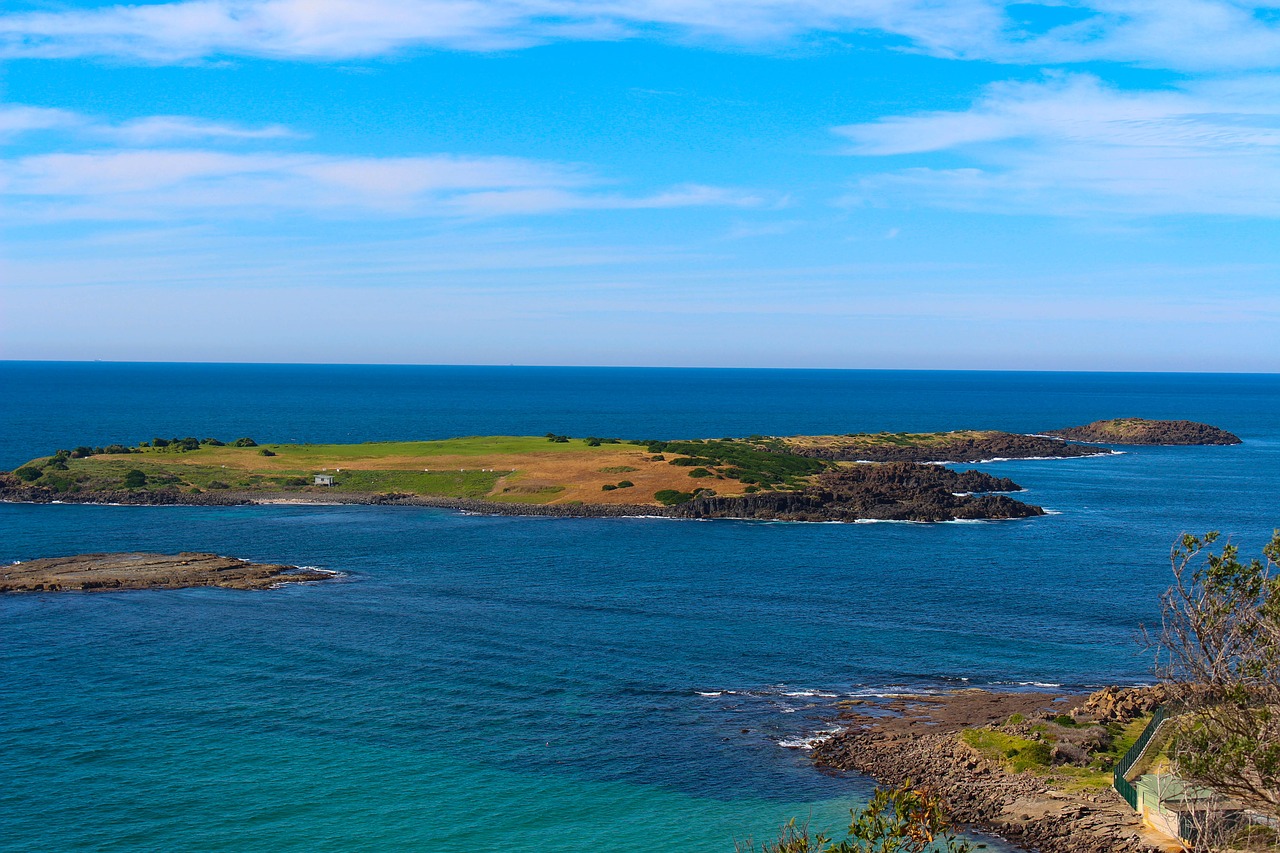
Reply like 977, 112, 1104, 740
2, 364, 1277, 851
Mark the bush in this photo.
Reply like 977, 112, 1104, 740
689, 467, 713, 478
616, 480, 634, 488
14, 466, 41, 482
601, 484, 618, 491
123, 469, 147, 488
201, 438, 224, 446
103, 444, 134, 454
655, 489, 695, 506
232, 437, 257, 447
152, 437, 170, 448
1006, 713, 1025, 726
70, 446, 95, 458
207, 480, 230, 489
1053, 714, 1077, 727
259, 449, 276, 457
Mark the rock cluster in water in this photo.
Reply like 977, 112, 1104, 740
1, 552, 334, 592
1047, 418, 1241, 445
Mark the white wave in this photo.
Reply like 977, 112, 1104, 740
778, 728, 842, 750
696, 691, 722, 697
782, 690, 839, 698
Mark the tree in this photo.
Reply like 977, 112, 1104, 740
737, 782, 979, 853
123, 469, 147, 488
1151, 530, 1280, 817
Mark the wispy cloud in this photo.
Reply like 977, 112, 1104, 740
836, 73, 1280, 216
0, 102, 294, 144
2, 0, 1278, 71
0, 147, 762, 221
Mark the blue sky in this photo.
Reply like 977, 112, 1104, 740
1, 1, 1278, 370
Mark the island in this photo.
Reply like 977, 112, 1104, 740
0, 422, 1232, 522
0, 552, 336, 593
1046, 418, 1241, 445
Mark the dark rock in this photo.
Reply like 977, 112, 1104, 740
1046, 418, 1241, 445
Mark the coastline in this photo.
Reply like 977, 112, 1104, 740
809, 688, 1175, 853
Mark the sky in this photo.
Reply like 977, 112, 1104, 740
1, 1, 1278, 370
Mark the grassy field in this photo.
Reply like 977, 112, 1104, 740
13, 435, 824, 506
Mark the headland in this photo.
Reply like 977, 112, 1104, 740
1046, 418, 1242, 445
811, 686, 1177, 853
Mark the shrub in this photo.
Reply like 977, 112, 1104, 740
650, 455, 665, 461
601, 484, 618, 491
152, 437, 170, 448
259, 448, 276, 457
103, 444, 134, 454
744, 486, 758, 493
232, 437, 257, 447
201, 438, 224, 446
207, 480, 230, 489
585, 437, 602, 446
188, 487, 202, 494
1053, 714, 1077, 728
655, 489, 694, 506
616, 480, 634, 488
70, 446, 95, 458
14, 466, 41, 482
173, 437, 200, 451
688, 467, 713, 478
1006, 713, 1025, 726
123, 469, 147, 488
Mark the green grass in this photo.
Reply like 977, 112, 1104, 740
327, 469, 501, 498
252, 436, 603, 460
489, 485, 565, 504
960, 712, 1156, 792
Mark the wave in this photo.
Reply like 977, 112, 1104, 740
777, 728, 842, 750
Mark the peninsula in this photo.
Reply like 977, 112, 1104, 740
1, 552, 335, 593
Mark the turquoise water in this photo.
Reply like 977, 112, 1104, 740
2, 364, 1278, 851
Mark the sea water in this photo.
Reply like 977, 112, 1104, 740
2, 364, 1278, 851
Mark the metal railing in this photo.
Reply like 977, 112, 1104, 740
1113, 704, 1170, 807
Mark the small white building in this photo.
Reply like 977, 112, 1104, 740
314, 474, 335, 486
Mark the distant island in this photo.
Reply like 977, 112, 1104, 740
0, 421, 1235, 523
1, 552, 335, 593
1045, 417, 1242, 445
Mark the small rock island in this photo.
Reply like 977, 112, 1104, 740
1, 552, 335, 593
1046, 418, 1241, 445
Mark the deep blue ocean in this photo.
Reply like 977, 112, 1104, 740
2, 363, 1278, 851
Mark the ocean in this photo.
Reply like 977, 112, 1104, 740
2, 363, 1278, 851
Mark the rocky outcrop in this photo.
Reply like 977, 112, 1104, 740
675, 464, 1043, 522
780, 432, 1114, 463
1046, 418, 1241, 445
1075, 685, 1176, 724
0, 552, 335, 592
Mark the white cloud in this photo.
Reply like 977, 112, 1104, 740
2, 0, 1278, 71
0, 103, 83, 138
0, 148, 761, 221
836, 73, 1280, 216
0, 101, 294, 144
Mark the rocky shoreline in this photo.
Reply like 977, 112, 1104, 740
811, 689, 1174, 853
0, 463, 1042, 522
1, 552, 336, 592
